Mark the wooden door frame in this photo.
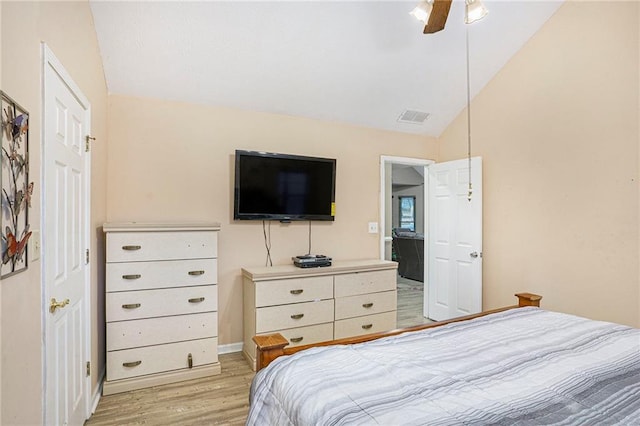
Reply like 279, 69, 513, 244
41, 43, 92, 423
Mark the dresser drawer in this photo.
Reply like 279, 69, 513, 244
107, 312, 217, 351
107, 337, 218, 381
334, 290, 397, 320
106, 231, 217, 263
334, 311, 397, 339
106, 286, 217, 321
334, 269, 396, 298
255, 276, 333, 308
262, 323, 333, 349
256, 299, 334, 333
106, 259, 217, 292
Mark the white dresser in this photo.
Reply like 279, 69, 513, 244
103, 223, 221, 395
243, 259, 397, 370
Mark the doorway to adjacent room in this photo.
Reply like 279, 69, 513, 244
380, 156, 430, 328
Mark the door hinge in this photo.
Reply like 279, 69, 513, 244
85, 135, 95, 152
86, 361, 91, 376
85, 249, 90, 264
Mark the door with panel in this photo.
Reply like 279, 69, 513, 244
426, 157, 482, 321
43, 46, 91, 425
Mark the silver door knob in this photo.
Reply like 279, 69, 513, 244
470, 251, 479, 258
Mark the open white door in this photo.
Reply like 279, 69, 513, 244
43, 45, 91, 425
426, 157, 482, 321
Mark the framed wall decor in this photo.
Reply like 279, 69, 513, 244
0, 91, 33, 278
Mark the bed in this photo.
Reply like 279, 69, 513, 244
247, 294, 640, 425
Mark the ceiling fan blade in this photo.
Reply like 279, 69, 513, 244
423, 0, 453, 34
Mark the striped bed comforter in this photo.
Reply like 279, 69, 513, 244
247, 308, 640, 425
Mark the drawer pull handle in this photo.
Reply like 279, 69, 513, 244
290, 337, 304, 343
122, 360, 142, 368
188, 353, 193, 369
188, 270, 205, 276
290, 313, 304, 320
122, 303, 141, 309
188, 297, 205, 303
122, 245, 141, 251
290, 289, 304, 295
122, 274, 141, 280
362, 324, 373, 330
362, 303, 374, 308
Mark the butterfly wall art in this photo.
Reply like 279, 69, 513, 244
0, 91, 33, 278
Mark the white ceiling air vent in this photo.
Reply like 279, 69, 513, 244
397, 109, 430, 125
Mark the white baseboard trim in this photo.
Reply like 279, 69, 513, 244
218, 342, 243, 354
90, 367, 106, 415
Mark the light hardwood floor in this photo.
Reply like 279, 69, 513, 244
397, 275, 432, 328
87, 275, 428, 425
86, 352, 254, 425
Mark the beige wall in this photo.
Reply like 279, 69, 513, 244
439, 1, 639, 326
106, 94, 438, 345
1, 1, 108, 424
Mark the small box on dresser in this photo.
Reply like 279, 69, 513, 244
103, 223, 221, 395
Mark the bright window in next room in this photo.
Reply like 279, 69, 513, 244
399, 196, 416, 231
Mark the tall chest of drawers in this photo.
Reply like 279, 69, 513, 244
243, 259, 397, 370
103, 223, 221, 395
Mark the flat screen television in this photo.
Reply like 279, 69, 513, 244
234, 150, 336, 221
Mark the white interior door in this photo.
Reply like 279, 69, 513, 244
426, 157, 482, 321
43, 45, 91, 426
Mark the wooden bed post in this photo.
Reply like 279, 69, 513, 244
253, 334, 289, 371
515, 292, 542, 307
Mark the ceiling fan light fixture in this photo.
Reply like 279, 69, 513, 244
465, 0, 489, 24
410, 0, 433, 24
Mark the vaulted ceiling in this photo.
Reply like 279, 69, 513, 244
90, 0, 564, 137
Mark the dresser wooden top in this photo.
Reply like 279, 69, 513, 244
103, 222, 221, 233
242, 259, 397, 282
